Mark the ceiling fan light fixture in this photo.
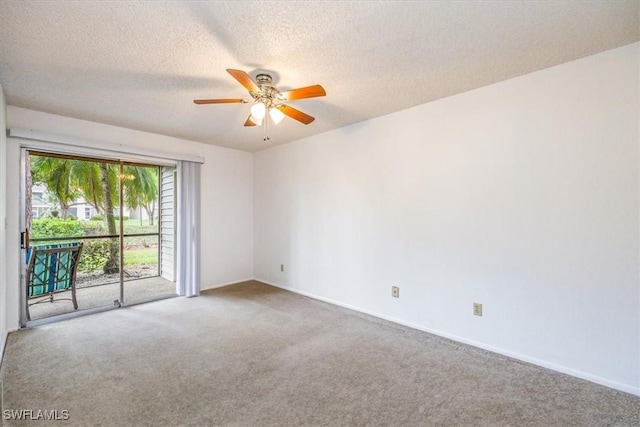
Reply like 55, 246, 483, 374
248, 115, 263, 126
269, 107, 285, 125
250, 102, 266, 120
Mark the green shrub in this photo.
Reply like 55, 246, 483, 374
78, 239, 118, 271
90, 215, 103, 221
31, 218, 83, 239
81, 221, 106, 237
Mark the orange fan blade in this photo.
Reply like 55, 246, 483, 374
226, 69, 259, 93
244, 115, 257, 127
276, 104, 315, 124
280, 85, 326, 101
193, 99, 245, 104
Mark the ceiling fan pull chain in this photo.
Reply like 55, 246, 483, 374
263, 108, 270, 141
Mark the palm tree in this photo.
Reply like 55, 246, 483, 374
31, 155, 112, 217
99, 163, 119, 274
123, 166, 158, 226
31, 155, 80, 217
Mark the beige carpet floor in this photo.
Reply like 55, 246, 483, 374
2, 280, 639, 426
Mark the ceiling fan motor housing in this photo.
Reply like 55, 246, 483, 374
253, 74, 281, 105
255, 74, 273, 85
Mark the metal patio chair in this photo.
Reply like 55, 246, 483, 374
25, 242, 83, 321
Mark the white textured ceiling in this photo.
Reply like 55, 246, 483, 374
0, 1, 638, 152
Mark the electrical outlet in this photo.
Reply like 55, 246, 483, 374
391, 286, 399, 298
280, 264, 285, 272
473, 302, 483, 316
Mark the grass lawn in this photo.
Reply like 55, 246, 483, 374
124, 248, 157, 266
121, 219, 158, 234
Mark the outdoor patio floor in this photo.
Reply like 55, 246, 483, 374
27, 275, 176, 321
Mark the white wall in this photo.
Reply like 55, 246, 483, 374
254, 43, 640, 395
4, 107, 254, 331
0, 85, 7, 358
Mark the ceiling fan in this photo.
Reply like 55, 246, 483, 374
194, 69, 326, 141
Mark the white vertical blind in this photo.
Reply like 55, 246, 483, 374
176, 161, 201, 297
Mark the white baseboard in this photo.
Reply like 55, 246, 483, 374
254, 278, 640, 397
202, 277, 255, 291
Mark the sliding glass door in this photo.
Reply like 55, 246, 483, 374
21, 150, 176, 325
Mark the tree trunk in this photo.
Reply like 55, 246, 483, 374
100, 163, 119, 274
145, 204, 155, 226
